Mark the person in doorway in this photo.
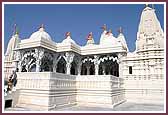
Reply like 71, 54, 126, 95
11, 70, 17, 91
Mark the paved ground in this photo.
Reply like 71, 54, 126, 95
56, 102, 164, 111
5, 101, 164, 112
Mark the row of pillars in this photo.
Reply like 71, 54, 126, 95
17, 48, 123, 76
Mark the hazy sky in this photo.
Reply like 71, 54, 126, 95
4, 4, 164, 53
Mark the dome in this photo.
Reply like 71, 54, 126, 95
29, 27, 52, 41
117, 33, 128, 51
100, 32, 119, 46
62, 36, 76, 44
5, 34, 20, 61
86, 32, 95, 45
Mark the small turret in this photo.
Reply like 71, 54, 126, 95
136, 4, 164, 51
62, 32, 76, 44
86, 32, 95, 45
65, 32, 71, 38
117, 27, 128, 51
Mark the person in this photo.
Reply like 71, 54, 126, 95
12, 70, 17, 91
7, 74, 13, 93
4, 79, 8, 96
7, 70, 17, 92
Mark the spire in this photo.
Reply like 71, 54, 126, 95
136, 3, 164, 51
152, 4, 155, 9
13, 24, 17, 35
15, 26, 19, 35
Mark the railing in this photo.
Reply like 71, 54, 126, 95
76, 75, 125, 106
11, 72, 125, 110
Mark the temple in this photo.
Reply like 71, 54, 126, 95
4, 5, 164, 111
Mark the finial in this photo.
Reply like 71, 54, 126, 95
39, 24, 45, 31
15, 26, 19, 35
41, 24, 44, 28
87, 32, 93, 40
65, 32, 71, 38
118, 27, 123, 34
101, 24, 107, 31
105, 29, 112, 35
109, 29, 112, 33
145, 3, 149, 7
152, 4, 155, 9
13, 24, 17, 35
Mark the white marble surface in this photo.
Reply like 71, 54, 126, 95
5, 101, 164, 112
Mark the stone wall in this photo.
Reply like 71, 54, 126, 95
13, 72, 125, 110
76, 75, 125, 107
15, 72, 77, 110
124, 75, 164, 104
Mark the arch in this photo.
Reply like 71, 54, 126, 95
56, 57, 66, 74
89, 64, 95, 75
29, 64, 36, 72
21, 65, 27, 72
98, 55, 119, 76
98, 65, 103, 75
41, 56, 53, 72
81, 62, 95, 75
81, 63, 87, 75
70, 61, 77, 75
21, 53, 36, 72
113, 61, 119, 77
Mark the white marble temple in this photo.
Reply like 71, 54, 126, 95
3, 5, 164, 111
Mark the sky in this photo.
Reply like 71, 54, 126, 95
4, 3, 164, 53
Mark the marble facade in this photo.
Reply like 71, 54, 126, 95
3, 4, 164, 110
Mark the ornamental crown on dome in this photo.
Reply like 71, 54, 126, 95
62, 31, 76, 44
87, 32, 93, 40
13, 24, 19, 35
29, 24, 52, 41
105, 29, 112, 36
65, 32, 71, 38
118, 27, 123, 34
101, 24, 107, 31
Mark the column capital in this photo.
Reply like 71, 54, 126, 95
35, 48, 44, 60
64, 52, 75, 74
66, 62, 71, 75
35, 48, 44, 72
64, 52, 74, 64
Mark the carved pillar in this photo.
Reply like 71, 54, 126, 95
36, 60, 40, 72
86, 66, 90, 75
66, 63, 71, 75
102, 65, 106, 75
18, 61, 22, 72
64, 52, 74, 75
53, 54, 59, 72
94, 55, 100, 75
77, 62, 82, 76
35, 48, 44, 72
16, 50, 22, 72
118, 53, 125, 77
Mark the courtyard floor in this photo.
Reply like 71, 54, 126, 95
5, 101, 164, 112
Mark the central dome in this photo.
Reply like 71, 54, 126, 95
29, 27, 52, 41
100, 32, 118, 45
61, 32, 76, 44
62, 36, 76, 44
